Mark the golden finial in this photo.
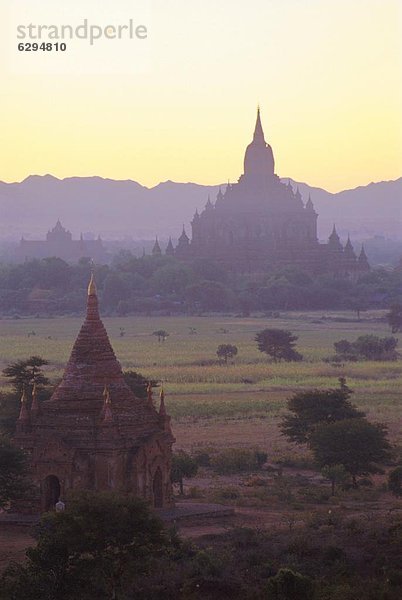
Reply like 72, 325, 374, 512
159, 386, 167, 416
103, 383, 108, 398
31, 381, 41, 416
87, 261, 97, 296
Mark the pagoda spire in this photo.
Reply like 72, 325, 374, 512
31, 382, 41, 417
165, 237, 175, 256
306, 194, 315, 211
178, 225, 190, 246
147, 382, 154, 408
344, 235, 356, 259
16, 386, 30, 433
86, 268, 100, 321
18, 386, 30, 422
358, 244, 369, 263
253, 106, 265, 144
158, 387, 173, 435
159, 387, 166, 416
152, 237, 162, 256
328, 225, 343, 253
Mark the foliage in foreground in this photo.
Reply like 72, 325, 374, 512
0, 437, 31, 509
0, 492, 176, 600
171, 451, 199, 495
281, 381, 392, 485
2, 495, 402, 600
280, 382, 363, 444
310, 418, 391, 486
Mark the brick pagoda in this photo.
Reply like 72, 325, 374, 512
14, 274, 175, 512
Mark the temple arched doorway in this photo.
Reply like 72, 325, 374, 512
43, 475, 61, 511
152, 467, 163, 508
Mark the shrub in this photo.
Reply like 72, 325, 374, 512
193, 451, 211, 467
211, 448, 267, 475
266, 568, 314, 600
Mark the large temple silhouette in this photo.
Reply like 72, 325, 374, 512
168, 108, 369, 278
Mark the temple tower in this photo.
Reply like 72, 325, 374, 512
13, 273, 175, 512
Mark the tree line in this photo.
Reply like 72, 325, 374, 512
0, 253, 401, 315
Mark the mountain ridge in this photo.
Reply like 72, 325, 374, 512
0, 175, 400, 241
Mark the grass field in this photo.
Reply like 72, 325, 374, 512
1, 310, 401, 453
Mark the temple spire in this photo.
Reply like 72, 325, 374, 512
253, 106, 265, 143
16, 386, 30, 433
158, 387, 173, 435
18, 386, 30, 422
344, 235, 356, 259
31, 382, 41, 417
88, 272, 97, 297
306, 194, 315, 211
328, 225, 343, 253
86, 269, 100, 321
152, 237, 162, 256
159, 387, 166, 416
165, 237, 175, 256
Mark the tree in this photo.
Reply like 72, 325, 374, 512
321, 464, 349, 496
216, 344, 238, 364
2, 356, 49, 394
150, 263, 194, 295
387, 303, 402, 333
310, 418, 391, 486
185, 280, 233, 312
280, 385, 363, 444
171, 451, 198, 495
152, 330, 169, 343
388, 466, 402, 497
0, 391, 21, 435
266, 568, 314, 600
352, 335, 399, 361
1, 492, 174, 600
255, 329, 302, 362
0, 437, 31, 509
331, 335, 399, 362
102, 272, 130, 310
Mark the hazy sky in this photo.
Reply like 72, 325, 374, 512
1, 0, 401, 191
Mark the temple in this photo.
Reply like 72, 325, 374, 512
17, 220, 107, 264
171, 108, 369, 279
13, 273, 175, 512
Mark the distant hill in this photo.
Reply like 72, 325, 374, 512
0, 174, 400, 242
